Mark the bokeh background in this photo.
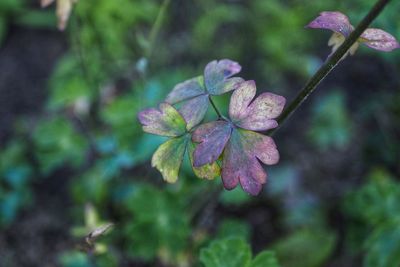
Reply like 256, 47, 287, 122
1, 0, 400, 266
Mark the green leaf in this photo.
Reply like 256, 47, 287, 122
32, 117, 88, 174
364, 220, 400, 267
217, 219, 251, 241
250, 251, 280, 267
123, 185, 190, 261
151, 136, 188, 183
200, 237, 251, 267
200, 237, 280, 267
271, 228, 336, 267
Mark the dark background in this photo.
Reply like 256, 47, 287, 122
1, 0, 400, 266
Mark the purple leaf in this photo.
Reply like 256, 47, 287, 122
166, 76, 205, 104
204, 59, 244, 95
188, 141, 220, 180
306, 11, 353, 37
165, 76, 209, 130
229, 80, 285, 131
221, 129, 279, 196
360, 28, 400, 52
192, 121, 232, 167
178, 94, 209, 130
138, 103, 187, 137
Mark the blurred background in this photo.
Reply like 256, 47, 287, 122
1, 0, 400, 266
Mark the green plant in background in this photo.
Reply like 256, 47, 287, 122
32, 117, 88, 175
345, 168, 400, 267
308, 90, 352, 150
122, 184, 191, 265
0, 139, 32, 226
200, 237, 280, 267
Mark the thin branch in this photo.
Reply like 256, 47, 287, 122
209, 96, 223, 119
270, 0, 391, 135
145, 0, 171, 59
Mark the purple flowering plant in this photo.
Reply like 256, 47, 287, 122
138, 8, 399, 196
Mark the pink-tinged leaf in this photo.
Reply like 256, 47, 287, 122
178, 94, 209, 131
221, 129, 279, 196
188, 141, 220, 180
166, 76, 205, 104
192, 121, 232, 167
229, 80, 285, 131
360, 28, 400, 52
138, 103, 186, 137
204, 59, 244, 95
151, 136, 188, 183
306, 11, 353, 37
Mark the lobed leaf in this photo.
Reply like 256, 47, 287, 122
229, 80, 285, 131
360, 28, 400, 52
192, 121, 232, 167
222, 129, 279, 196
151, 136, 188, 183
166, 76, 205, 104
204, 59, 244, 95
178, 94, 209, 131
138, 103, 187, 137
306, 11, 353, 37
200, 237, 251, 267
200, 237, 281, 267
250, 251, 280, 267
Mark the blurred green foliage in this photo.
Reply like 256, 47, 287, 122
200, 237, 280, 267
1, 0, 400, 266
345, 168, 400, 267
0, 139, 32, 226
308, 90, 352, 150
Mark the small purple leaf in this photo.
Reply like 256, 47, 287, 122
178, 94, 209, 130
204, 59, 244, 95
138, 103, 187, 137
151, 136, 188, 183
165, 76, 205, 104
229, 80, 285, 131
306, 11, 353, 37
192, 121, 232, 167
360, 28, 400, 52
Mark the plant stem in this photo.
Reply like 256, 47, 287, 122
271, 0, 391, 134
209, 96, 223, 119
145, 0, 171, 59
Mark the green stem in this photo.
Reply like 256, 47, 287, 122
271, 0, 391, 134
145, 0, 171, 59
209, 96, 223, 119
